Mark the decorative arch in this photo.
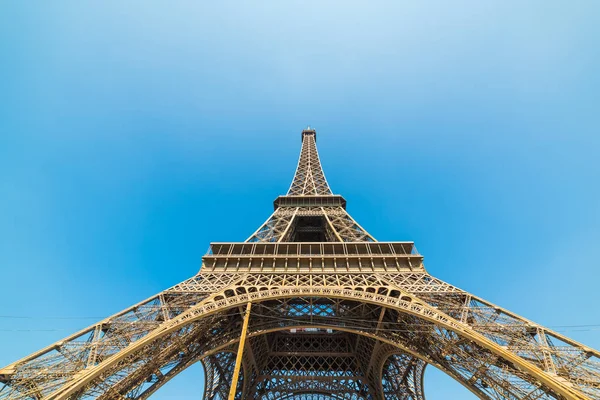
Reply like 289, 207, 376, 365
38, 286, 587, 400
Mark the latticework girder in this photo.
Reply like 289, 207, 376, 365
381, 352, 426, 400
287, 129, 332, 196
1, 128, 599, 400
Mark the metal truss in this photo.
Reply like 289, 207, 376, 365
1, 128, 599, 400
287, 130, 332, 196
381, 352, 426, 400
247, 207, 374, 243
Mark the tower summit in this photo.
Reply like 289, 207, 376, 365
1, 128, 599, 400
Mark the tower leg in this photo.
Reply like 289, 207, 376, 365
228, 302, 251, 400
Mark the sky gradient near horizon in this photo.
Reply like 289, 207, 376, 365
1, 1, 600, 398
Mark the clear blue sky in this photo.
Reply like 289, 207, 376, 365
1, 1, 599, 398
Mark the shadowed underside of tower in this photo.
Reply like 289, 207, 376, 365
1, 129, 599, 400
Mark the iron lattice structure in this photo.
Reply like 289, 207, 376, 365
1, 129, 599, 400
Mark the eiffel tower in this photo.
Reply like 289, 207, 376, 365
1, 128, 599, 400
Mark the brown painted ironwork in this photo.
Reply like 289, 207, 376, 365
1, 128, 599, 399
